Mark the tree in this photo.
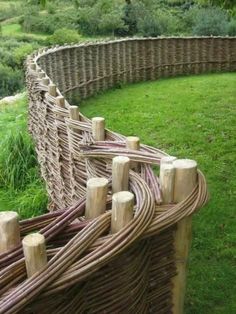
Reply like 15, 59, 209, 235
197, 0, 235, 10
25, 0, 47, 9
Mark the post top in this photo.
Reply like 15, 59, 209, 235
87, 177, 108, 188
113, 156, 130, 163
22, 233, 45, 247
57, 95, 64, 100
0, 211, 18, 222
92, 117, 105, 122
161, 163, 174, 170
42, 78, 50, 85
112, 191, 134, 204
160, 156, 177, 165
126, 136, 140, 142
173, 159, 197, 169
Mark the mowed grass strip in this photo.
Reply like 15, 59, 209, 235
80, 73, 236, 314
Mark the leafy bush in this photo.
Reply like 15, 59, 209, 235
46, 28, 81, 45
0, 3, 23, 23
0, 37, 22, 51
122, 1, 138, 36
192, 7, 229, 36
78, 1, 126, 35
0, 64, 23, 98
13, 43, 38, 67
228, 19, 236, 36
98, 8, 127, 35
0, 38, 39, 69
137, 13, 163, 37
47, 2, 56, 14
20, 7, 78, 34
78, 6, 100, 35
0, 47, 16, 68
0, 38, 22, 68
137, 10, 179, 36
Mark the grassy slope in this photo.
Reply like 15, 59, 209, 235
0, 97, 48, 218
1, 23, 48, 40
80, 73, 236, 314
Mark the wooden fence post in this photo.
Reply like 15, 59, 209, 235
38, 71, 45, 79
69, 106, 80, 121
85, 177, 108, 219
0, 212, 21, 254
56, 96, 65, 108
92, 117, 105, 141
172, 159, 198, 314
48, 83, 57, 97
159, 156, 176, 204
30, 62, 36, 70
126, 136, 140, 151
112, 156, 130, 193
22, 233, 47, 278
41, 78, 50, 86
111, 191, 134, 234
126, 136, 140, 170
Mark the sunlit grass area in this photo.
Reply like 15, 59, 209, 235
1, 23, 48, 40
80, 73, 236, 314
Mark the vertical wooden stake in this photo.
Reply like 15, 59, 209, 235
38, 71, 45, 79
0, 212, 20, 254
30, 63, 36, 70
126, 136, 140, 170
41, 78, 50, 86
92, 117, 105, 141
85, 177, 108, 219
112, 156, 130, 193
160, 162, 175, 204
172, 159, 198, 314
69, 106, 80, 121
22, 233, 47, 278
111, 191, 134, 234
49, 83, 57, 97
69, 106, 80, 134
126, 136, 140, 151
56, 96, 65, 108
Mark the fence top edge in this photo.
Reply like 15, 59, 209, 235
26, 36, 236, 66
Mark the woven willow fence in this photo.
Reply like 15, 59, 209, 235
0, 37, 235, 314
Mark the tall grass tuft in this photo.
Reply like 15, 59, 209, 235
0, 121, 48, 217
0, 131, 38, 190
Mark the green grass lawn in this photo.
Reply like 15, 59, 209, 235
1, 23, 48, 40
1, 22, 103, 43
80, 73, 236, 314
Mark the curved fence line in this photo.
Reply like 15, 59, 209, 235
34, 37, 236, 103
26, 37, 235, 209
6, 37, 231, 313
